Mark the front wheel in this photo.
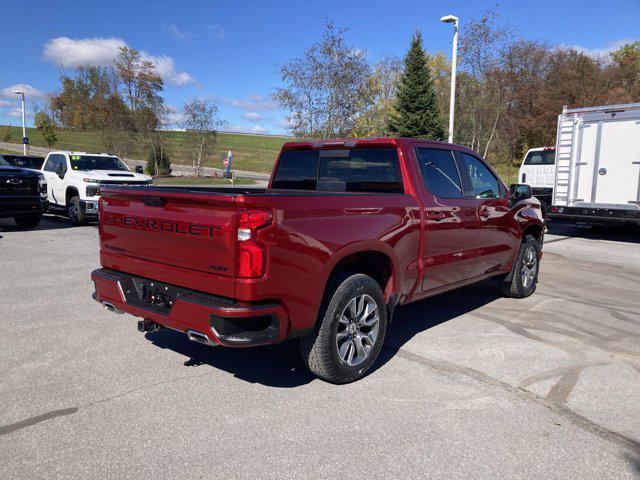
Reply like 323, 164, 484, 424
68, 196, 87, 226
300, 273, 387, 384
14, 215, 42, 229
500, 234, 540, 298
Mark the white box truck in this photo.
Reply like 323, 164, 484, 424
548, 102, 640, 226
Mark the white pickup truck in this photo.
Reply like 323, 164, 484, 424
518, 147, 556, 212
40, 151, 152, 225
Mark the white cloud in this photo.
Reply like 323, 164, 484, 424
0, 99, 13, 107
220, 94, 277, 111
42, 37, 196, 86
1, 84, 47, 100
43, 37, 125, 67
164, 105, 184, 125
568, 38, 636, 58
9, 107, 33, 118
143, 53, 197, 86
227, 124, 269, 134
207, 24, 225, 40
242, 111, 265, 122
164, 24, 191, 41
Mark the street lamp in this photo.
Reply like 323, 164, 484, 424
440, 14, 459, 144
12, 90, 27, 154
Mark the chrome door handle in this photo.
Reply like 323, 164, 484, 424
426, 210, 446, 221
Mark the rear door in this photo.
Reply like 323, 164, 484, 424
99, 188, 238, 297
594, 119, 640, 205
414, 147, 480, 292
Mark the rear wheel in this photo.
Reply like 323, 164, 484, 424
68, 196, 87, 226
300, 273, 387, 384
14, 215, 42, 229
500, 234, 540, 298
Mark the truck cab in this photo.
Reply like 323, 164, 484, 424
41, 151, 152, 225
518, 147, 556, 211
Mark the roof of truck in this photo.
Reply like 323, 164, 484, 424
48, 151, 118, 156
282, 137, 479, 155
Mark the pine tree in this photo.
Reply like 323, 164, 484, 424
387, 31, 445, 140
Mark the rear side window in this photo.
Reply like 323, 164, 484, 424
524, 150, 555, 165
460, 153, 502, 199
415, 148, 463, 198
272, 148, 403, 193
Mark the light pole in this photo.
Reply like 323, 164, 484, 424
13, 90, 27, 154
440, 14, 458, 144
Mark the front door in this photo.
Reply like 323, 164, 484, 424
42, 154, 62, 205
414, 147, 480, 292
458, 152, 519, 276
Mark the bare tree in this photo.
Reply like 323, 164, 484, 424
273, 19, 371, 138
181, 97, 223, 176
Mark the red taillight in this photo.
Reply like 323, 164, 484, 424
236, 208, 272, 278
238, 242, 266, 278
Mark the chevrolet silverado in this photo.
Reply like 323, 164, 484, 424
91, 138, 544, 383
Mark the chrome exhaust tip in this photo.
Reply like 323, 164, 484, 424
102, 301, 124, 314
186, 329, 217, 347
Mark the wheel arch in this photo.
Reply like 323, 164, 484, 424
65, 186, 80, 206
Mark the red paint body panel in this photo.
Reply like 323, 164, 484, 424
92, 138, 544, 345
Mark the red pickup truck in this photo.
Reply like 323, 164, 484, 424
92, 138, 544, 383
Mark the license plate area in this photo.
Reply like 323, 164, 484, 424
116, 272, 235, 316
121, 277, 178, 315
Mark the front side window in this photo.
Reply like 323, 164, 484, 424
70, 155, 129, 172
415, 148, 463, 198
43, 155, 59, 172
0, 156, 10, 167
272, 148, 403, 193
461, 153, 502, 199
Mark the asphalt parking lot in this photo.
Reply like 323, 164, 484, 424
1, 216, 639, 479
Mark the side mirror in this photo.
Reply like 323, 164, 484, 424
135, 165, 144, 174
509, 183, 532, 201
55, 163, 65, 179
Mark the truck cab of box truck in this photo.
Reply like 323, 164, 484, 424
518, 147, 555, 212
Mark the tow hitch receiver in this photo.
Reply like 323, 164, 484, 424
138, 319, 163, 332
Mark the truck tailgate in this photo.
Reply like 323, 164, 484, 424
99, 188, 237, 297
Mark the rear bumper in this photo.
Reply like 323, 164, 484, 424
91, 268, 290, 347
548, 206, 640, 225
0, 196, 46, 218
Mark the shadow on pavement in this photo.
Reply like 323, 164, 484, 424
145, 280, 501, 387
374, 280, 501, 373
547, 220, 640, 245
0, 214, 73, 233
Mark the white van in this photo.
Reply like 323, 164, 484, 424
549, 102, 640, 227
518, 147, 556, 209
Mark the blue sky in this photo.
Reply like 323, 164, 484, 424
1, 0, 638, 134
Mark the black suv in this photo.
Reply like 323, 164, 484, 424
0, 154, 45, 171
0, 156, 47, 228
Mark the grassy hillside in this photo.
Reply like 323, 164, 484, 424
0, 125, 519, 182
0, 126, 289, 174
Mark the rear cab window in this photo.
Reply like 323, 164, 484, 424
524, 150, 555, 165
271, 147, 404, 193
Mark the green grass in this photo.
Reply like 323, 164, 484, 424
492, 163, 520, 185
153, 176, 256, 186
1, 125, 521, 182
1, 126, 289, 174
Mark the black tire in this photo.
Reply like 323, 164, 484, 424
300, 273, 387, 384
501, 234, 540, 298
13, 215, 42, 229
68, 196, 87, 226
